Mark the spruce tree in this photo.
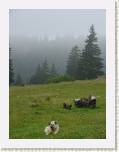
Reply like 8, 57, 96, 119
50, 63, 57, 77
30, 61, 49, 84
79, 25, 104, 79
35, 64, 41, 83
30, 64, 41, 84
9, 47, 14, 85
40, 60, 49, 83
66, 45, 80, 79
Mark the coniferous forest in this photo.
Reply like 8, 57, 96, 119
9, 25, 105, 86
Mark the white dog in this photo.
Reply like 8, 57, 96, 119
44, 121, 59, 135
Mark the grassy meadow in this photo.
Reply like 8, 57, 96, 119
9, 79, 106, 139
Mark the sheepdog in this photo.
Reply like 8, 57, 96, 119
44, 121, 59, 135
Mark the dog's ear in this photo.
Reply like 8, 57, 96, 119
54, 121, 57, 125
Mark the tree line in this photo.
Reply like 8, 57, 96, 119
9, 25, 104, 85
29, 61, 57, 84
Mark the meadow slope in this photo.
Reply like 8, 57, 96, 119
9, 79, 106, 139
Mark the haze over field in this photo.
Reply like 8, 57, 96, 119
9, 9, 106, 82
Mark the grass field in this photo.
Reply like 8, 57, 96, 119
9, 79, 106, 139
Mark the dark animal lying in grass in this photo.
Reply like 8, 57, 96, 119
63, 103, 72, 110
74, 95, 96, 108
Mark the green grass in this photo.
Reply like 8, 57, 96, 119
9, 79, 106, 139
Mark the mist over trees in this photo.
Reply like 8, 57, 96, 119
66, 46, 81, 79
30, 64, 42, 84
10, 25, 105, 85
15, 74, 23, 85
9, 47, 14, 85
30, 61, 58, 84
50, 63, 57, 77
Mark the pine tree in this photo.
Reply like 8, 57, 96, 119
15, 74, 23, 85
30, 61, 49, 84
9, 47, 14, 85
35, 64, 41, 83
40, 60, 49, 83
79, 25, 104, 79
30, 64, 41, 84
66, 45, 81, 79
50, 63, 57, 77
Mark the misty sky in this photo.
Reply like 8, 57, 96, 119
9, 9, 105, 39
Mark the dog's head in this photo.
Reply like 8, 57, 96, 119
49, 121, 58, 131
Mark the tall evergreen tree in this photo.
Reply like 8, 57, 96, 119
50, 63, 57, 77
30, 64, 41, 84
9, 47, 14, 85
79, 25, 104, 79
35, 64, 42, 83
30, 60, 50, 84
66, 45, 81, 79
40, 60, 49, 83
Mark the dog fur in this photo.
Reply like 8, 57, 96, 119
44, 121, 59, 135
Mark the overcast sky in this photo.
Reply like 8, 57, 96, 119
9, 9, 105, 38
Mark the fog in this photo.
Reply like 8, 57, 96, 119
10, 9, 105, 38
9, 9, 106, 82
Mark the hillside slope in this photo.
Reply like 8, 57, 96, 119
9, 79, 106, 139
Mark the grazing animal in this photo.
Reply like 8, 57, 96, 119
63, 103, 72, 110
88, 95, 96, 108
74, 99, 82, 107
44, 121, 59, 135
74, 95, 96, 108
80, 98, 89, 107
74, 98, 88, 107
